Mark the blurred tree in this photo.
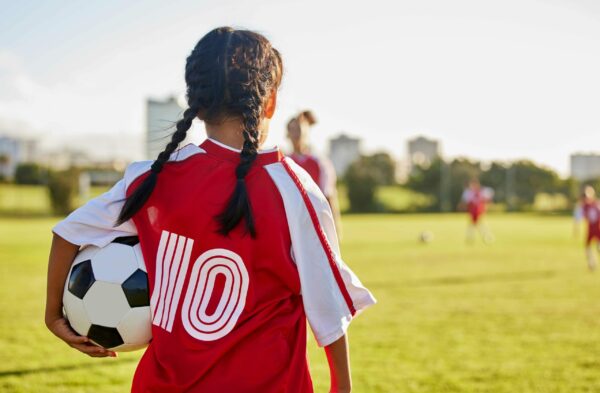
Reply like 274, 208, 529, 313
406, 158, 480, 211
47, 169, 79, 216
405, 157, 573, 212
480, 162, 509, 203
405, 159, 441, 210
364, 152, 396, 185
509, 160, 563, 207
15, 163, 45, 185
345, 159, 378, 212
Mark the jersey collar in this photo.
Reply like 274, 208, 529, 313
200, 138, 283, 165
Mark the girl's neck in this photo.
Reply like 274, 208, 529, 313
292, 144, 308, 155
205, 119, 246, 150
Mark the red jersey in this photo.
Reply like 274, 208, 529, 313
53, 138, 375, 393
576, 201, 600, 245
288, 153, 336, 198
581, 201, 600, 225
461, 187, 493, 223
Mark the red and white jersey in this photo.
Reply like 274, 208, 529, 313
53, 138, 375, 393
462, 187, 493, 212
288, 152, 337, 198
575, 201, 600, 226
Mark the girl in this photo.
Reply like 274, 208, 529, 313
45, 27, 375, 393
573, 186, 600, 271
287, 111, 342, 233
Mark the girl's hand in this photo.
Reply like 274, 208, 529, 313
46, 317, 116, 358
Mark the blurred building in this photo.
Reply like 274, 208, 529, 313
146, 96, 183, 160
329, 134, 361, 176
0, 135, 37, 179
570, 153, 600, 181
407, 135, 441, 172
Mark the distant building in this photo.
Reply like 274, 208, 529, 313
36, 149, 91, 170
0, 136, 37, 179
329, 134, 361, 176
407, 135, 441, 171
571, 153, 600, 181
146, 96, 183, 160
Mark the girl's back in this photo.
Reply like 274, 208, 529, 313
129, 140, 309, 391
46, 27, 375, 393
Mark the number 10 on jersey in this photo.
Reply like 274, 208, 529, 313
151, 230, 249, 341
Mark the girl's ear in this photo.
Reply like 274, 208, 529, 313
264, 90, 278, 119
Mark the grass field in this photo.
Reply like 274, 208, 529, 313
1, 213, 598, 392
0, 185, 109, 217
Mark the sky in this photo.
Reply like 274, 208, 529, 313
0, 0, 599, 175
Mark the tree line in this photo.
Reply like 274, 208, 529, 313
344, 153, 597, 213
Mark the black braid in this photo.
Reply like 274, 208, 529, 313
115, 105, 198, 225
216, 101, 261, 236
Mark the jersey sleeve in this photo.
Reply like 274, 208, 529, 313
52, 160, 152, 248
265, 158, 376, 347
461, 189, 471, 203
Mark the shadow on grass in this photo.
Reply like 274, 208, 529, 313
406, 270, 556, 287
0, 357, 138, 378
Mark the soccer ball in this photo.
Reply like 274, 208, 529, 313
419, 231, 434, 243
63, 236, 152, 352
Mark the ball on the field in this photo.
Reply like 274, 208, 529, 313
419, 231, 434, 243
63, 236, 152, 352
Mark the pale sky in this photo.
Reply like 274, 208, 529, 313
1, 0, 599, 175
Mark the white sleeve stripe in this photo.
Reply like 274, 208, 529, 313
266, 159, 376, 346
280, 159, 357, 315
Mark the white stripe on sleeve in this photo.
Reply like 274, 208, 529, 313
265, 159, 376, 347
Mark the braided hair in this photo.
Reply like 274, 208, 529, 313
117, 27, 283, 238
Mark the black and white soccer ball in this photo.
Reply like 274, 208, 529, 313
63, 236, 152, 352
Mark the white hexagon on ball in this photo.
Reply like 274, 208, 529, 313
115, 306, 152, 351
83, 281, 131, 326
91, 243, 138, 284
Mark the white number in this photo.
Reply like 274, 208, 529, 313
180, 249, 249, 341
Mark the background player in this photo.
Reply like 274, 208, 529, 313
287, 110, 342, 232
573, 185, 600, 271
459, 179, 494, 244
45, 27, 375, 393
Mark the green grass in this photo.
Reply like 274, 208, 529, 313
337, 185, 432, 213
0, 214, 598, 392
0, 185, 109, 217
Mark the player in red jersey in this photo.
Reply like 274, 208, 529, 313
287, 111, 341, 230
45, 27, 375, 393
459, 179, 494, 244
573, 186, 600, 271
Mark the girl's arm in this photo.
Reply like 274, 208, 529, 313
325, 334, 351, 393
45, 233, 115, 357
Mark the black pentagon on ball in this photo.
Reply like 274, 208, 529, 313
122, 269, 149, 308
113, 236, 140, 246
68, 260, 95, 299
88, 325, 124, 349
